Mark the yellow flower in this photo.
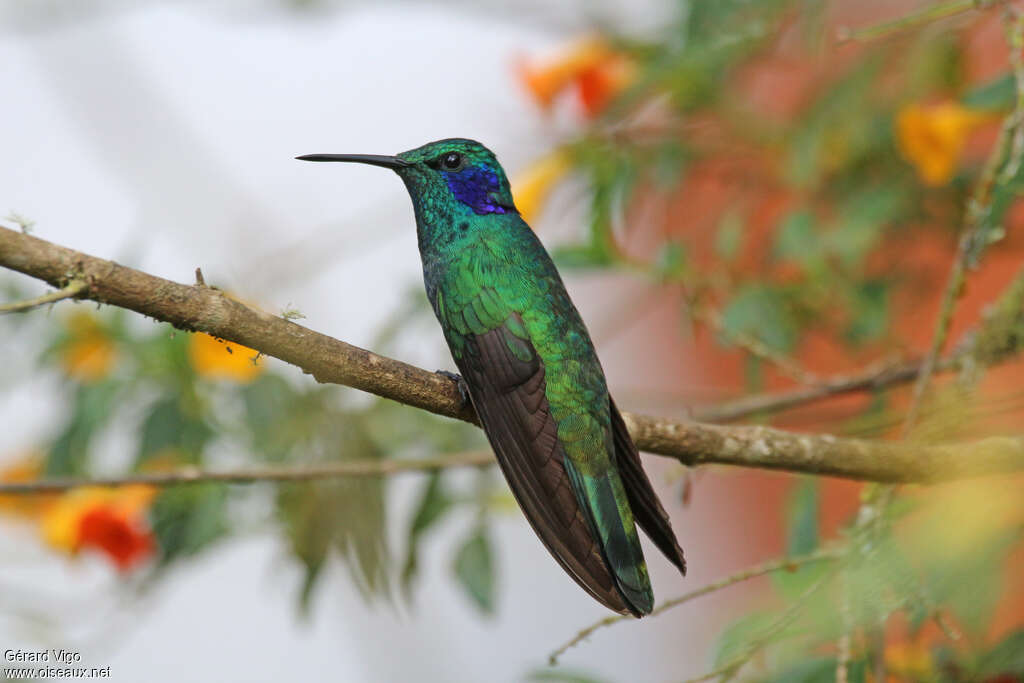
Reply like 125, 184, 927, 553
865, 640, 935, 683
511, 150, 571, 224
60, 312, 116, 381
188, 332, 263, 383
896, 102, 988, 186
884, 640, 933, 680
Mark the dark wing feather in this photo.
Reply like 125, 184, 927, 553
609, 398, 686, 575
455, 316, 635, 615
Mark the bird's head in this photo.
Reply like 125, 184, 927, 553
297, 138, 517, 217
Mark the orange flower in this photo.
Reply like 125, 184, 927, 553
0, 454, 54, 518
41, 485, 156, 572
577, 53, 636, 117
511, 150, 572, 224
896, 102, 989, 186
188, 332, 262, 383
60, 312, 116, 381
518, 36, 635, 118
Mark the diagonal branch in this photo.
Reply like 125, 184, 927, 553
3, 225, 1024, 484
548, 548, 841, 665
0, 278, 86, 314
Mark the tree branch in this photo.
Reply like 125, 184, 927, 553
0, 451, 495, 494
693, 356, 949, 423
3, 225, 1024, 484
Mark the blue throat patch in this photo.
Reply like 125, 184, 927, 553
444, 166, 511, 215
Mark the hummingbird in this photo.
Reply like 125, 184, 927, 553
298, 139, 685, 616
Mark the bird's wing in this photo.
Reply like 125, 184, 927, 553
609, 398, 687, 575
453, 312, 640, 615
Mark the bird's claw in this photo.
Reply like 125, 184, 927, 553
436, 370, 471, 409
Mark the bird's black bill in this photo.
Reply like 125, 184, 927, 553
295, 153, 409, 170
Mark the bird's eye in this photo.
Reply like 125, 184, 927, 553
439, 152, 463, 171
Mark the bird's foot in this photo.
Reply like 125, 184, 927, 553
436, 370, 471, 409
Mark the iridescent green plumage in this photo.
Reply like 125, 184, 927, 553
299, 138, 685, 615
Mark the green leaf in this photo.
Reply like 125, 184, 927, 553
278, 481, 335, 614
721, 284, 798, 353
786, 479, 819, 556
150, 483, 228, 566
401, 471, 454, 596
713, 611, 777, 669
715, 210, 745, 262
775, 479, 832, 600
136, 396, 213, 466
760, 658, 867, 683
774, 210, 817, 264
827, 186, 902, 269
46, 380, 121, 476
276, 417, 391, 606
655, 241, 688, 280
845, 280, 889, 345
551, 244, 616, 270
452, 525, 495, 615
962, 72, 1014, 111
976, 628, 1024, 676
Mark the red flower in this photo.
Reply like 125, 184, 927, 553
78, 506, 155, 572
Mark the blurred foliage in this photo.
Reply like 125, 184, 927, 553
0, 299, 494, 615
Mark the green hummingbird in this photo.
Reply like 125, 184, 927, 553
298, 139, 685, 616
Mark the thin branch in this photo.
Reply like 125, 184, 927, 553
0, 451, 495, 494
681, 568, 836, 683
694, 356, 946, 423
837, 0, 996, 44
0, 278, 86, 314
695, 259, 1024, 424
3, 225, 1024, 484
695, 306, 822, 387
548, 548, 841, 665
904, 6, 1024, 436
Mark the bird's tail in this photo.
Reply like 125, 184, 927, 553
563, 459, 653, 616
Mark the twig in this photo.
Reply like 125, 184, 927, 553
694, 356, 946, 423
836, 570, 853, 683
695, 306, 822, 386
3, 226, 1024, 484
0, 451, 495, 494
697, 263, 1024, 423
548, 548, 841, 665
903, 7, 1024, 437
682, 568, 836, 683
837, 0, 996, 44
0, 278, 86, 314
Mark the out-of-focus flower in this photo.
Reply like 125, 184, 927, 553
41, 485, 156, 572
883, 640, 934, 681
512, 150, 572, 224
896, 102, 989, 186
576, 53, 636, 117
518, 36, 636, 118
0, 454, 54, 518
60, 312, 116, 382
188, 332, 262, 383
863, 639, 935, 683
